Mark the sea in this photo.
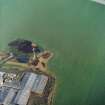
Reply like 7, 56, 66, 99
0, 0, 105, 105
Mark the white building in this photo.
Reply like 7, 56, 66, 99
0, 72, 5, 86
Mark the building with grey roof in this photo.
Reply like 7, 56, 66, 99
0, 71, 49, 105
2, 88, 17, 105
32, 74, 48, 95
13, 73, 37, 105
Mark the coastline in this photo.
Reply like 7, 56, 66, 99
0, 51, 56, 105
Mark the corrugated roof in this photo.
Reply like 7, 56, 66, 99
0, 71, 49, 105
32, 75, 48, 95
14, 73, 37, 105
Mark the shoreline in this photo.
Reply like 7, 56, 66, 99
0, 51, 56, 105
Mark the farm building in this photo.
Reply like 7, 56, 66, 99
0, 71, 49, 105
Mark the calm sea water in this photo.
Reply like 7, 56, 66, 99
1, 0, 105, 105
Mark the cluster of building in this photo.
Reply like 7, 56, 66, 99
0, 71, 48, 105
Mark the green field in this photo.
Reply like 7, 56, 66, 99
1, 0, 105, 105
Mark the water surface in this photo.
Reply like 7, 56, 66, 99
0, 0, 105, 105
